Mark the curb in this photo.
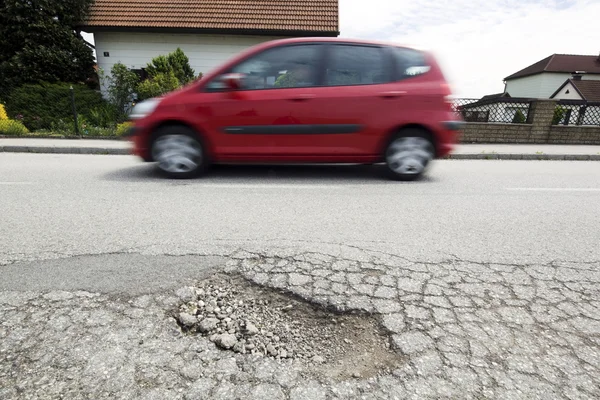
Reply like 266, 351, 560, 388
1, 146, 599, 160
444, 153, 600, 161
0, 146, 130, 155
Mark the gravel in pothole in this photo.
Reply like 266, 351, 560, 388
172, 273, 402, 379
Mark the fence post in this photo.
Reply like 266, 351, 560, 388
70, 86, 80, 137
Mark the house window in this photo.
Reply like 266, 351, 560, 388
131, 68, 149, 81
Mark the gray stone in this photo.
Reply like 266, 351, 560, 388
290, 380, 328, 400
175, 286, 197, 303
214, 333, 237, 349
178, 312, 197, 327
249, 384, 285, 400
198, 317, 219, 333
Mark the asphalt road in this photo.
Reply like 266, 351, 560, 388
2, 153, 600, 399
1, 153, 599, 270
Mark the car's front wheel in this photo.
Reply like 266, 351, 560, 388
151, 126, 207, 179
384, 130, 435, 181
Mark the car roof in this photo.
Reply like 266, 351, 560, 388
262, 36, 422, 50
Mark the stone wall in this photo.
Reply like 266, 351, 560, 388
459, 99, 600, 144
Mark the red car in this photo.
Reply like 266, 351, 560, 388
127, 37, 462, 180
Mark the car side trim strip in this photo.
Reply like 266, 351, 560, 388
223, 124, 362, 135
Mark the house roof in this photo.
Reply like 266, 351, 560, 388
551, 79, 600, 102
504, 54, 600, 80
81, 0, 339, 36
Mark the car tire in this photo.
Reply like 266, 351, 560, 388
150, 125, 207, 179
383, 129, 435, 181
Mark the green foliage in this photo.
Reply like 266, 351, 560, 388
101, 63, 139, 121
512, 109, 526, 123
4, 82, 107, 131
145, 48, 195, 85
0, 0, 96, 92
0, 119, 29, 136
552, 107, 566, 125
87, 103, 118, 128
116, 122, 133, 136
137, 71, 180, 101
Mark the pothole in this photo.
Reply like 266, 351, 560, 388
171, 273, 404, 380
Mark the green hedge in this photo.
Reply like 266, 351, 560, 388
4, 82, 112, 131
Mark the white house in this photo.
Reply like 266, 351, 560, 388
503, 54, 600, 98
549, 77, 600, 125
79, 0, 339, 81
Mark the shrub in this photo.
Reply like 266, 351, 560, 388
552, 107, 566, 125
100, 63, 140, 122
4, 82, 107, 131
146, 48, 195, 85
116, 122, 133, 136
0, 104, 8, 120
512, 109, 526, 123
87, 103, 118, 128
137, 71, 180, 101
0, 119, 29, 135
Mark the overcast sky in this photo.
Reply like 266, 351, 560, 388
340, 0, 600, 97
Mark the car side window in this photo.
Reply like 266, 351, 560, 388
325, 45, 390, 86
392, 47, 431, 80
205, 44, 323, 91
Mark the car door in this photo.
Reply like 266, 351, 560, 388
196, 43, 327, 160
293, 43, 416, 158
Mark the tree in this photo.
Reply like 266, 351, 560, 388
0, 0, 96, 92
101, 63, 139, 121
512, 109, 526, 124
145, 48, 196, 85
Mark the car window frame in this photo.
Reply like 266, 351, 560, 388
202, 43, 328, 93
322, 43, 394, 88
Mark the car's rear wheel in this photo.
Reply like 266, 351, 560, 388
384, 129, 435, 181
151, 126, 207, 179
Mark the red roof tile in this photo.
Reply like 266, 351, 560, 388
82, 0, 339, 35
505, 54, 600, 80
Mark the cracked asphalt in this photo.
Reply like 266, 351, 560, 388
1, 154, 600, 399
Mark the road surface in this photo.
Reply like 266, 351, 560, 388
1, 153, 599, 399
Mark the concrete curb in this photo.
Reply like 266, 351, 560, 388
0, 146, 130, 155
1, 146, 599, 160
445, 153, 600, 161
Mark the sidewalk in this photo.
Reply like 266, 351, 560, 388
1, 138, 599, 160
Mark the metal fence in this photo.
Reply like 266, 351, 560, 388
0, 84, 130, 138
552, 100, 600, 126
451, 98, 533, 124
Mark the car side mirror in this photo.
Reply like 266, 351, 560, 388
221, 73, 246, 91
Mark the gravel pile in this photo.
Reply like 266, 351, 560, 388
173, 275, 390, 364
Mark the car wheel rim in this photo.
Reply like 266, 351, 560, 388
386, 137, 434, 175
152, 135, 202, 174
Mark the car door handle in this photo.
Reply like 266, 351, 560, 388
288, 94, 315, 101
379, 91, 407, 98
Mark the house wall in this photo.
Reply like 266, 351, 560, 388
551, 82, 583, 100
93, 31, 289, 79
505, 73, 600, 98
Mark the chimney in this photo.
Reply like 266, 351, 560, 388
572, 71, 585, 81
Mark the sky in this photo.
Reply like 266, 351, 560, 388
340, 0, 600, 97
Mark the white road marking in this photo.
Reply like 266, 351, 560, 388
196, 183, 346, 189
506, 188, 600, 192
0, 182, 34, 185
